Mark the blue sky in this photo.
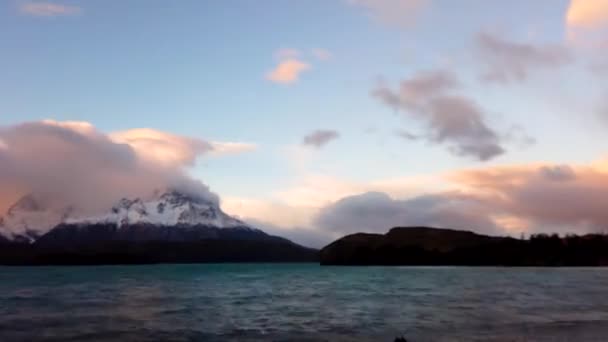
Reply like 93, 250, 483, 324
2, 0, 608, 245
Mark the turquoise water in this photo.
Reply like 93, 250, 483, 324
1, 264, 608, 341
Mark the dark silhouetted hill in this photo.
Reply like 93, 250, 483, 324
320, 227, 608, 266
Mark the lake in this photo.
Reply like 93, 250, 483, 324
1, 264, 608, 341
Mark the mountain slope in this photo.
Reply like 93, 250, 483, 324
38, 190, 270, 245
0, 190, 318, 265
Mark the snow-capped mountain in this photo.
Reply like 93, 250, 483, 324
0, 189, 258, 244
37, 190, 277, 246
67, 190, 248, 229
0, 194, 73, 243
0, 190, 318, 264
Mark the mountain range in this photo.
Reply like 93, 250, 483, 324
0, 190, 317, 265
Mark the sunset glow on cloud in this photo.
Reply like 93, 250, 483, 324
266, 58, 311, 84
19, 1, 81, 16
566, 0, 608, 44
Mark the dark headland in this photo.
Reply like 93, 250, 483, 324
320, 227, 608, 266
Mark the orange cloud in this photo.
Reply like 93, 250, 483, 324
265, 58, 311, 84
567, 0, 608, 29
449, 161, 608, 233
565, 0, 608, 45
20, 2, 81, 16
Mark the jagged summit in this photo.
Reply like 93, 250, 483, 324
67, 189, 247, 229
0, 189, 254, 243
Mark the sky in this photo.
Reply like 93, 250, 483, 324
1, 0, 608, 247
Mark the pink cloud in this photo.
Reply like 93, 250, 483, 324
266, 58, 311, 84
20, 2, 81, 17
0, 121, 256, 215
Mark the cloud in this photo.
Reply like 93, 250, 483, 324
566, 0, 608, 44
222, 158, 608, 245
347, 0, 429, 28
109, 128, 212, 167
302, 129, 340, 148
222, 173, 440, 246
396, 130, 419, 141
373, 70, 506, 161
476, 32, 573, 83
449, 161, 608, 234
110, 129, 256, 162
310, 159, 608, 238
274, 173, 443, 209
19, 1, 81, 16
209, 141, 257, 156
539, 165, 577, 182
222, 196, 317, 228
0, 120, 256, 217
266, 58, 311, 84
221, 196, 333, 248
315, 191, 501, 236
311, 48, 333, 61
567, 0, 608, 29
274, 48, 301, 60
504, 125, 537, 148
245, 219, 334, 249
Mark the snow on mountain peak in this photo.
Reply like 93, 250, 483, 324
67, 189, 246, 228
0, 189, 252, 242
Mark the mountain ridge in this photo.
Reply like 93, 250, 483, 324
0, 190, 319, 265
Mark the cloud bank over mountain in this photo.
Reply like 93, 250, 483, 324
0, 120, 254, 215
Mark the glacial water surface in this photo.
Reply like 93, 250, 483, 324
1, 264, 608, 341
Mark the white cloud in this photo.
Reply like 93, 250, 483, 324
20, 2, 81, 17
222, 196, 317, 228
109, 128, 212, 167
209, 141, 257, 156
